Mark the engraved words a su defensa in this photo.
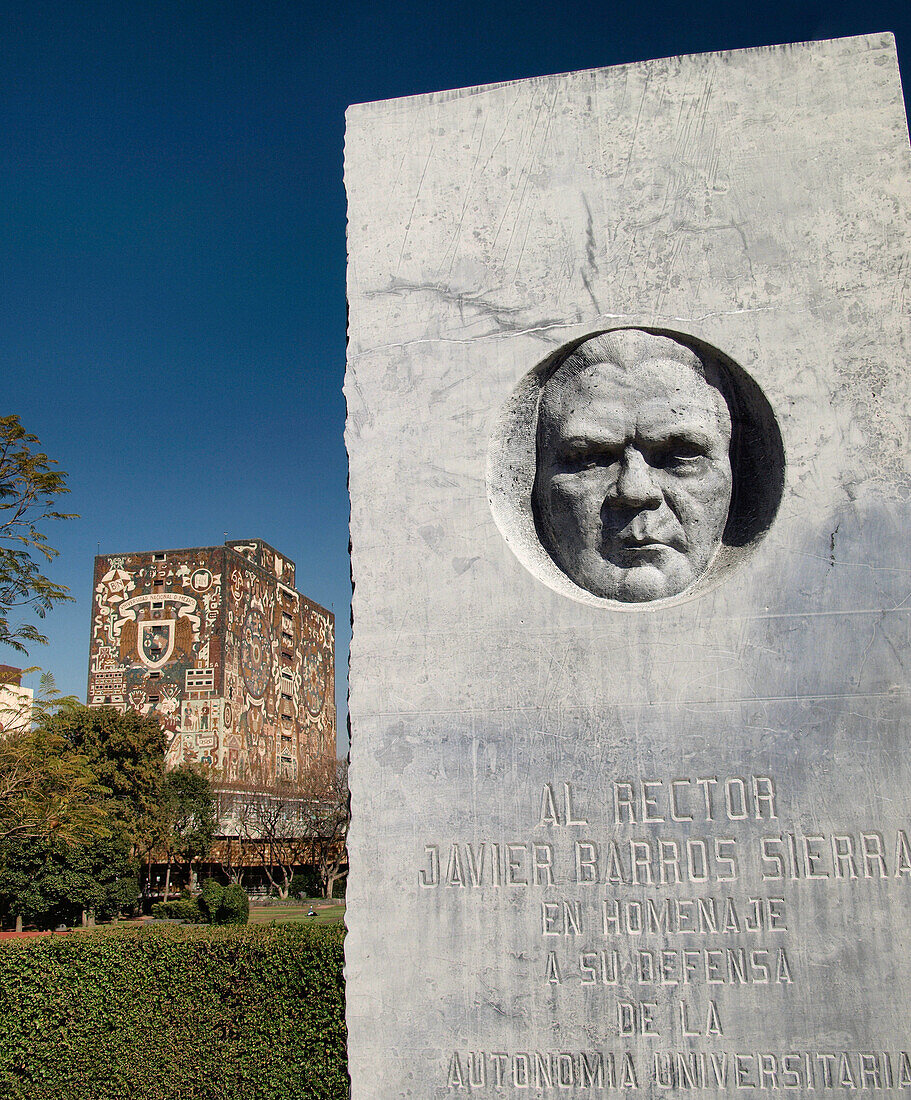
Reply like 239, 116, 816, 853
420, 775, 911, 1092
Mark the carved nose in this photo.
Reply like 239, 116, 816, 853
610, 448, 662, 508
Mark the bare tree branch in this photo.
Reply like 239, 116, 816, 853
219, 756, 348, 898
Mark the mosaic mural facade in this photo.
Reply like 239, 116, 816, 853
88, 539, 336, 784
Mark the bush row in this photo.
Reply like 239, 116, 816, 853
150, 881, 250, 925
0, 923, 347, 1100
150, 896, 201, 921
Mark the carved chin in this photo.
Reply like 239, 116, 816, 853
607, 563, 690, 603
563, 550, 701, 603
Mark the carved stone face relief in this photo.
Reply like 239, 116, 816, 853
487, 327, 784, 608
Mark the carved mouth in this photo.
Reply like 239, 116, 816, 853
622, 541, 670, 551
616, 532, 683, 549
600, 533, 687, 561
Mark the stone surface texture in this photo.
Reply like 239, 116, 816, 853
345, 35, 911, 1098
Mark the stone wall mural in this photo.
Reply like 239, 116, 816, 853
88, 539, 335, 784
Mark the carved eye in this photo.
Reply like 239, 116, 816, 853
573, 454, 602, 471
650, 440, 708, 470
562, 445, 622, 472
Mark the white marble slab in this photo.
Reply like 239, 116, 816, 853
346, 35, 911, 1098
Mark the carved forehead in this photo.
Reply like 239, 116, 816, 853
539, 330, 731, 438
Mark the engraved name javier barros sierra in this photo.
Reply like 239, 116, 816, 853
487, 327, 785, 607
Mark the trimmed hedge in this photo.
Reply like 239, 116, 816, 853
197, 879, 225, 922
0, 923, 346, 1100
150, 897, 201, 921
150, 886, 249, 925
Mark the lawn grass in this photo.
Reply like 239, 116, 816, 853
1, 900, 346, 936
248, 901, 345, 926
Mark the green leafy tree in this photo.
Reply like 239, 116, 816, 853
0, 687, 119, 929
0, 414, 77, 653
0, 723, 108, 846
158, 765, 216, 901
0, 703, 196, 930
0, 668, 78, 738
0, 831, 138, 930
36, 705, 170, 919
41, 704, 167, 848
289, 868, 321, 899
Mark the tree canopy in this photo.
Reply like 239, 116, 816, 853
0, 724, 109, 846
0, 414, 77, 653
0, 703, 173, 927
0, 831, 138, 929
160, 765, 216, 865
42, 704, 167, 847
228, 755, 349, 899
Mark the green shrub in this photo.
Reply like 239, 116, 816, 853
197, 878, 225, 922
150, 897, 201, 921
218, 884, 249, 925
0, 923, 346, 1099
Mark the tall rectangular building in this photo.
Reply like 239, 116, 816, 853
88, 539, 336, 784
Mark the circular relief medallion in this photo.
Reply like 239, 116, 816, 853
487, 326, 784, 609
241, 607, 271, 699
301, 641, 328, 717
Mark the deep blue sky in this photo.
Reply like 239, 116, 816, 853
4, 0, 910, 745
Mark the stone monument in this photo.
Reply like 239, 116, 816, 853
345, 35, 911, 1097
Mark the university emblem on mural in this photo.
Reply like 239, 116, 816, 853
113, 592, 201, 646
138, 619, 175, 669
241, 607, 271, 699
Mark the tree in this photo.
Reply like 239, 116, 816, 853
226, 755, 349, 900
0, 831, 138, 930
0, 703, 168, 930
305, 758, 350, 899
156, 764, 216, 901
0, 691, 156, 930
41, 704, 167, 849
210, 794, 249, 887
0, 668, 78, 738
0, 723, 109, 846
0, 674, 104, 847
229, 776, 309, 899
0, 414, 77, 653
